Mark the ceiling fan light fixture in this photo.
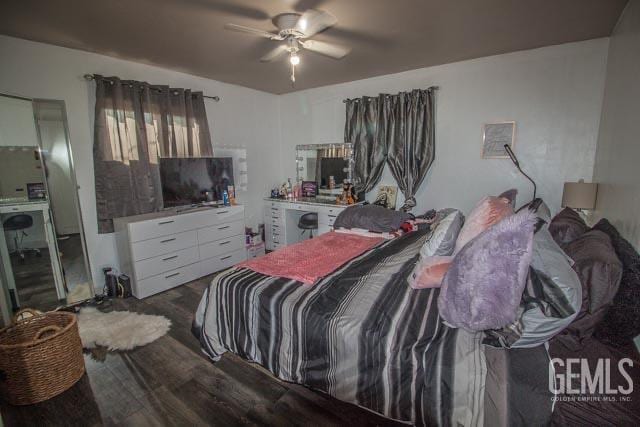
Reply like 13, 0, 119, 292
289, 53, 300, 65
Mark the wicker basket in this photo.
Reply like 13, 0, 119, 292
0, 308, 85, 405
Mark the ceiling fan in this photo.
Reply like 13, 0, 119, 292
224, 9, 351, 84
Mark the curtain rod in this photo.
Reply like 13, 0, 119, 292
83, 74, 220, 102
342, 86, 439, 103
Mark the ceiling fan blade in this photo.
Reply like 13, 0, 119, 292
260, 45, 289, 62
295, 10, 337, 38
224, 23, 278, 39
301, 39, 350, 59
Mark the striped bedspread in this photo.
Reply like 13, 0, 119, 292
193, 226, 551, 426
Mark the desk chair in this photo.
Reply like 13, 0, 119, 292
298, 212, 318, 239
3, 214, 41, 263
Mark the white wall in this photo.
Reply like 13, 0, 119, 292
0, 35, 282, 290
278, 39, 609, 215
593, 0, 640, 249
0, 34, 614, 291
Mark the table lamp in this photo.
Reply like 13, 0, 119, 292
562, 179, 598, 212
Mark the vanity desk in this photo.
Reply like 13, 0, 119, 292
264, 197, 355, 250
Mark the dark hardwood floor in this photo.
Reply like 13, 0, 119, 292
10, 248, 61, 312
1, 275, 401, 426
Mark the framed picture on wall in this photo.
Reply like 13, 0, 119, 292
482, 121, 516, 159
373, 185, 398, 210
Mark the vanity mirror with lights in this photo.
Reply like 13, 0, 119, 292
0, 95, 93, 322
295, 143, 354, 199
263, 143, 357, 251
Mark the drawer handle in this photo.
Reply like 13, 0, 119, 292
162, 255, 178, 261
158, 220, 174, 225
216, 210, 229, 214
219, 240, 231, 246
220, 255, 232, 260
272, 225, 279, 228
165, 272, 180, 279
218, 225, 230, 230
160, 238, 176, 244
328, 214, 337, 218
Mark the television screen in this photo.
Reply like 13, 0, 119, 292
160, 157, 234, 208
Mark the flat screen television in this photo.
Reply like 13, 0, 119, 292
159, 157, 234, 208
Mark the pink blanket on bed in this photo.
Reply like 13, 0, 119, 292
237, 232, 384, 284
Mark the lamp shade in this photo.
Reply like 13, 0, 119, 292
562, 180, 598, 210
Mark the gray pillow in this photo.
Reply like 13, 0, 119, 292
333, 204, 412, 233
419, 209, 464, 258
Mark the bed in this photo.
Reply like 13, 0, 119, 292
193, 226, 553, 426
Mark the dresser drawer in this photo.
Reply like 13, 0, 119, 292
271, 241, 285, 251
131, 230, 197, 261
134, 246, 199, 280
199, 235, 245, 260
198, 220, 244, 245
128, 215, 195, 242
266, 205, 284, 218
318, 212, 339, 226
133, 262, 200, 299
199, 206, 244, 227
268, 216, 285, 227
199, 248, 247, 276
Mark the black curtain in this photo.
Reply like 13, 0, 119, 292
344, 88, 436, 211
384, 89, 436, 211
92, 75, 213, 233
344, 95, 386, 194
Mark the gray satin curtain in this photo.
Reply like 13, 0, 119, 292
93, 75, 212, 233
384, 89, 436, 211
344, 96, 386, 193
345, 88, 435, 211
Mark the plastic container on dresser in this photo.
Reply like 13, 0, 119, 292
114, 205, 247, 298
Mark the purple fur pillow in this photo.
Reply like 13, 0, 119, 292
438, 209, 537, 331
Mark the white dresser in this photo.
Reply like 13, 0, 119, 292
264, 198, 350, 251
114, 205, 246, 298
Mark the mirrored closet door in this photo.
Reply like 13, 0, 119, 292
0, 94, 92, 318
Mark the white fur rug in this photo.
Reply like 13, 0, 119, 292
77, 307, 171, 351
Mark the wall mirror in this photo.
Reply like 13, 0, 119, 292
296, 143, 353, 197
0, 95, 92, 321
